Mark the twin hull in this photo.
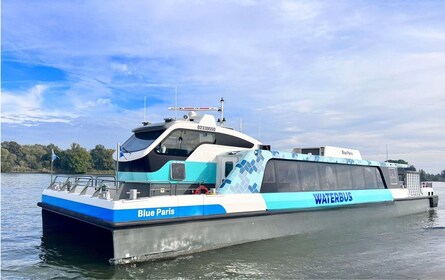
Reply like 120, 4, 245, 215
40, 188, 437, 264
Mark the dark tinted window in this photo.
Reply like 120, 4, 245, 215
301, 148, 320, 155
225, 161, 234, 177
261, 159, 386, 193
122, 130, 165, 152
215, 133, 254, 148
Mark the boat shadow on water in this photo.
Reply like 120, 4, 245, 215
39, 211, 113, 266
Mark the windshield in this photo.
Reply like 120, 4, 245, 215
121, 130, 165, 152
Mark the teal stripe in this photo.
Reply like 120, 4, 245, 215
262, 189, 394, 210
119, 161, 216, 184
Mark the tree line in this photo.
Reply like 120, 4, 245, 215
1, 141, 115, 174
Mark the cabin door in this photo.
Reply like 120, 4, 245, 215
218, 157, 236, 187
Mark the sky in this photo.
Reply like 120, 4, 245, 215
1, 0, 444, 173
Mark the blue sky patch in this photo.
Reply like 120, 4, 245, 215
2, 60, 67, 90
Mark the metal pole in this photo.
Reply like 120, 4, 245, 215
50, 149, 54, 183
116, 143, 119, 183
219, 97, 225, 127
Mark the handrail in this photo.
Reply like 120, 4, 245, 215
47, 175, 211, 200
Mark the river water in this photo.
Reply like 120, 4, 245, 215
1, 173, 444, 279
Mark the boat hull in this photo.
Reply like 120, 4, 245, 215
40, 195, 437, 264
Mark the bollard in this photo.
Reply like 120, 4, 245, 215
127, 189, 140, 200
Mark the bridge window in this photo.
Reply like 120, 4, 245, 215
156, 129, 215, 157
122, 130, 165, 152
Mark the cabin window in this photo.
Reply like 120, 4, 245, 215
276, 160, 300, 192
337, 165, 353, 189
170, 162, 186, 181
261, 161, 277, 193
300, 162, 320, 191
375, 169, 385, 188
363, 167, 377, 188
122, 130, 165, 152
156, 129, 216, 157
388, 168, 398, 185
320, 164, 338, 190
260, 159, 386, 193
225, 161, 234, 177
350, 166, 366, 189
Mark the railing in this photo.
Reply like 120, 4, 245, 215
47, 175, 214, 201
48, 175, 118, 199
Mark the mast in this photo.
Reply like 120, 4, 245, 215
217, 97, 226, 127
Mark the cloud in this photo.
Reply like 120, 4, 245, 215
1, 85, 76, 125
1, 0, 445, 173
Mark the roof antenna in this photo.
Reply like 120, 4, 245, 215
217, 97, 226, 127
142, 96, 150, 126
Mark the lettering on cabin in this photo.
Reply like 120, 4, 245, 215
341, 150, 353, 156
313, 192, 353, 205
197, 125, 216, 132
137, 208, 175, 218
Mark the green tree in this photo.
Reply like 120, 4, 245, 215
419, 169, 427, 182
21, 144, 46, 170
90, 144, 114, 170
65, 143, 92, 173
1, 147, 17, 172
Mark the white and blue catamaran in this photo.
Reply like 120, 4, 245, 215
38, 98, 439, 264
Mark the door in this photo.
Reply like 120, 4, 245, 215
217, 156, 237, 188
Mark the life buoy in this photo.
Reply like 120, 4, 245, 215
194, 185, 209, 195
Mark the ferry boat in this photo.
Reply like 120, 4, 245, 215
38, 98, 439, 264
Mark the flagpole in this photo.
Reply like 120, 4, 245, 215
51, 149, 54, 183
116, 143, 119, 184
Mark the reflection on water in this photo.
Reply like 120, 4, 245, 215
1, 173, 445, 279
39, 230, 111, 266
